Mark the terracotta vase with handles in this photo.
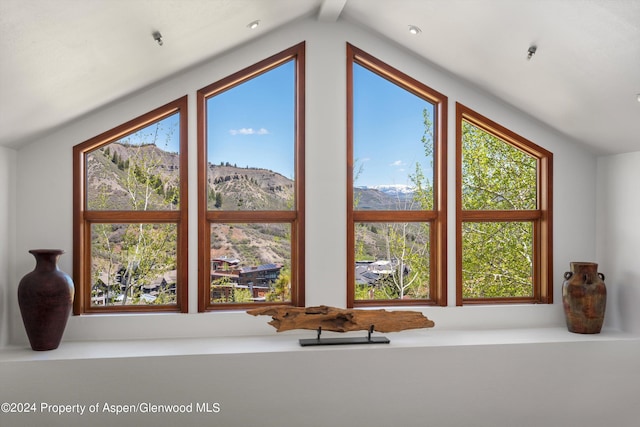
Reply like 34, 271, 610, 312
562, 262, 606, 334
17, 249, 74, 350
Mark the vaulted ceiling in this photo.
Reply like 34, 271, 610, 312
1, 0, 638, 154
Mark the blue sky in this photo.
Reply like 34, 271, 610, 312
118, 59, 434, 188
353, 63, 434, 188
118, 113, 180, 153
207, 60, 295, 179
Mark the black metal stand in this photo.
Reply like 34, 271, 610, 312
299, 325, 390, 346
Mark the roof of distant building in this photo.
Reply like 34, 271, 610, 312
211, 256, 241, 264
240, 263, 282, 273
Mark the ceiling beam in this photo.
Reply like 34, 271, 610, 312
317, 0, 347, 22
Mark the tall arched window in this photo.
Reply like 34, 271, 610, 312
73, 96, 189, 313
456, 103, 553, 305
197, 43, 305, 311
347, 44, 447, 307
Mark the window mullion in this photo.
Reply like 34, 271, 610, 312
353, 210, 437, 222
456, 102, 552, 305
461, 210, 541, 222
84, 211, 181, 222
206, 211, 297, 222
348, 43, 447, 307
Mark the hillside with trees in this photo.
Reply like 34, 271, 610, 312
86, 142, 300, 306
206, 163, 294, 211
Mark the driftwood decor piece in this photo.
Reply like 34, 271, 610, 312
247, 305, 435, 346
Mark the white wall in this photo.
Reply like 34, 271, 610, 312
1, 339, 638, 427
6, 18, 600, 344
597, 151, 640, 333
0, 146, 16, 347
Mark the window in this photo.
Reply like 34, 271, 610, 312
456, 103, 553, 305
197, 43, 305, 311
73, 96, 188, 313
347, 44, 447, 307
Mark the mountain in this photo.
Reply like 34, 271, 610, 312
354, 185, 415, 210
85, 143, 423, 266
86, 142, 293, 266
86, 142, 180, 210
86, 142, 294, 211
369, 184, 415, 195
207, 164, 293, 211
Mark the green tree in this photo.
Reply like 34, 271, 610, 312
211, 277, 252, 303
118, 223, 176, 305
267, 266, 291, 302
460, 121, 537, 298
353, 108, 434, 301
88, 119, 179, 306
379, 107, 433, 300
378, 222, 430, 299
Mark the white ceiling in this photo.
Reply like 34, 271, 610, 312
1, 0, 639, 154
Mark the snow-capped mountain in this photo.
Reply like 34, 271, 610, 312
354, 184, 416, 210
367, 184, 415, 195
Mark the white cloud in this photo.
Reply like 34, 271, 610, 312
229, 127, 269, 136
390, 160, 404, 167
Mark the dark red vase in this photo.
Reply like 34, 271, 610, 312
562, 262, 606, 334
18, 249, 74, 351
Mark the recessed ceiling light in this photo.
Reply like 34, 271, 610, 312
247, 20, 260, 30
408, 25, 422, 35
152, 31, 163, 46
636, 93, 640, 103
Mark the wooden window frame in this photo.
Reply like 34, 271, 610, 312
197, 42, 306, 312
456, 103, 553, 305
73, 96, 189, 314
346, 44, 448, 308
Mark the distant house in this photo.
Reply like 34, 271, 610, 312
238, 263, 282, 289
355, 260, 398, 286
91, 268, 177, 305
211, 256, 240, 271
91, 277, 110, 306
141, 270, 177, 296
209, 254, 283, 301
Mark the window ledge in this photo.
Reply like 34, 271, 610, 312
1, 327, 637, 363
